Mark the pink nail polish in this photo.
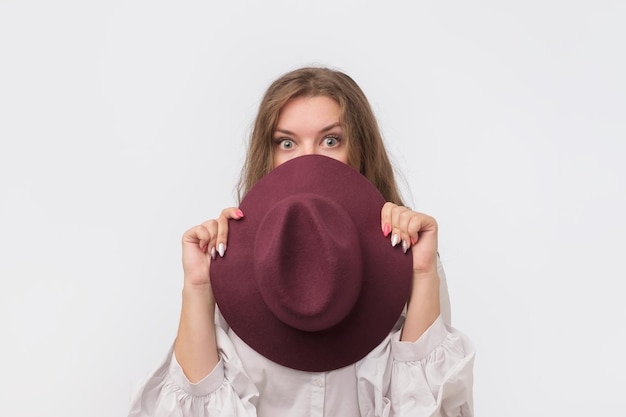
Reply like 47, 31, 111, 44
383, 224, 391, 237
236, 209, 244, 218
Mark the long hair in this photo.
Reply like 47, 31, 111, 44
237, 67, 404, 205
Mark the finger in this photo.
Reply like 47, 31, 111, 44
407, 214, 425, 248
413, 213, 438, 235
183, 222, 214, 254
390, 206, 412, 249
200, 220, 219, 259
399, 210, 416, 253
409, 214, 439, 265
409, 212, 438, 237
380, 202, 396, 237
215, 207, 245, 257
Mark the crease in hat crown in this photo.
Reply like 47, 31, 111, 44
254, 193, 363, 332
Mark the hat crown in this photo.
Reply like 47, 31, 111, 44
254, 194, 362, 332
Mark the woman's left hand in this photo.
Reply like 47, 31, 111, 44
381, 202, 439, 276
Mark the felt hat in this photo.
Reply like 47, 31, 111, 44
210, 154, 412, 372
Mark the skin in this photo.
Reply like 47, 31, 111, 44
175, 96, 440, 382
272, 96, 349, 166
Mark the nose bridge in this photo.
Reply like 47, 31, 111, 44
301, 138, 317, 156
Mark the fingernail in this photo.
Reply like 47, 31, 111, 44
210, 247, 216, 260
391, 234, 400, 247
218, 243, 226, 257
402, 240, 409, 253
410, 237, 416, 245
236, 209, 244, 218
383, 224, 391, 237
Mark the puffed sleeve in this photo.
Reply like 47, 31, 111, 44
127, 326, 259, 417
357, 260, 475, 417
390, 317, 475, 416
357, 318, 474, 417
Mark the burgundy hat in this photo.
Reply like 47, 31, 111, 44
211, 154, 412, 372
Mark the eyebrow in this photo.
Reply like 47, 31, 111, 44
274, 123, 342, 135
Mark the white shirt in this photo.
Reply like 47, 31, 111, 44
127, 261, 475, 417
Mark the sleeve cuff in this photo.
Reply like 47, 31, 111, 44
169, 350, 225, 397
391, 315, 448, 362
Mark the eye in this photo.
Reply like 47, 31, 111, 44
322, 135, 341, 147
277, 138, 295, 150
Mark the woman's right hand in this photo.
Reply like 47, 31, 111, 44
181, 207, 245, 288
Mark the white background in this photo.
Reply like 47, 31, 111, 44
1, 1, 625, 416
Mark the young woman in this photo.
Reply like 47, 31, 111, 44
128, 67, 475, 417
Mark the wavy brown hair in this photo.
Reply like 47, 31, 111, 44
237, 67, 404, 205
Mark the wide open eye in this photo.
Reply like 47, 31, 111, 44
277, 139, 295, 150
322, 135, 341, 147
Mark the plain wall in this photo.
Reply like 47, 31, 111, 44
1, 1, 625, 416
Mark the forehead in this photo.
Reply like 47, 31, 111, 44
277, 96, 341, 124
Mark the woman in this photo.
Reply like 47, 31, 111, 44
128, 66, 475, 416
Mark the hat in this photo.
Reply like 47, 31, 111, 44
210, 154, 412, 372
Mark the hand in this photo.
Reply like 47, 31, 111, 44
181, 207, 244, 288
380, 203, 438, 276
